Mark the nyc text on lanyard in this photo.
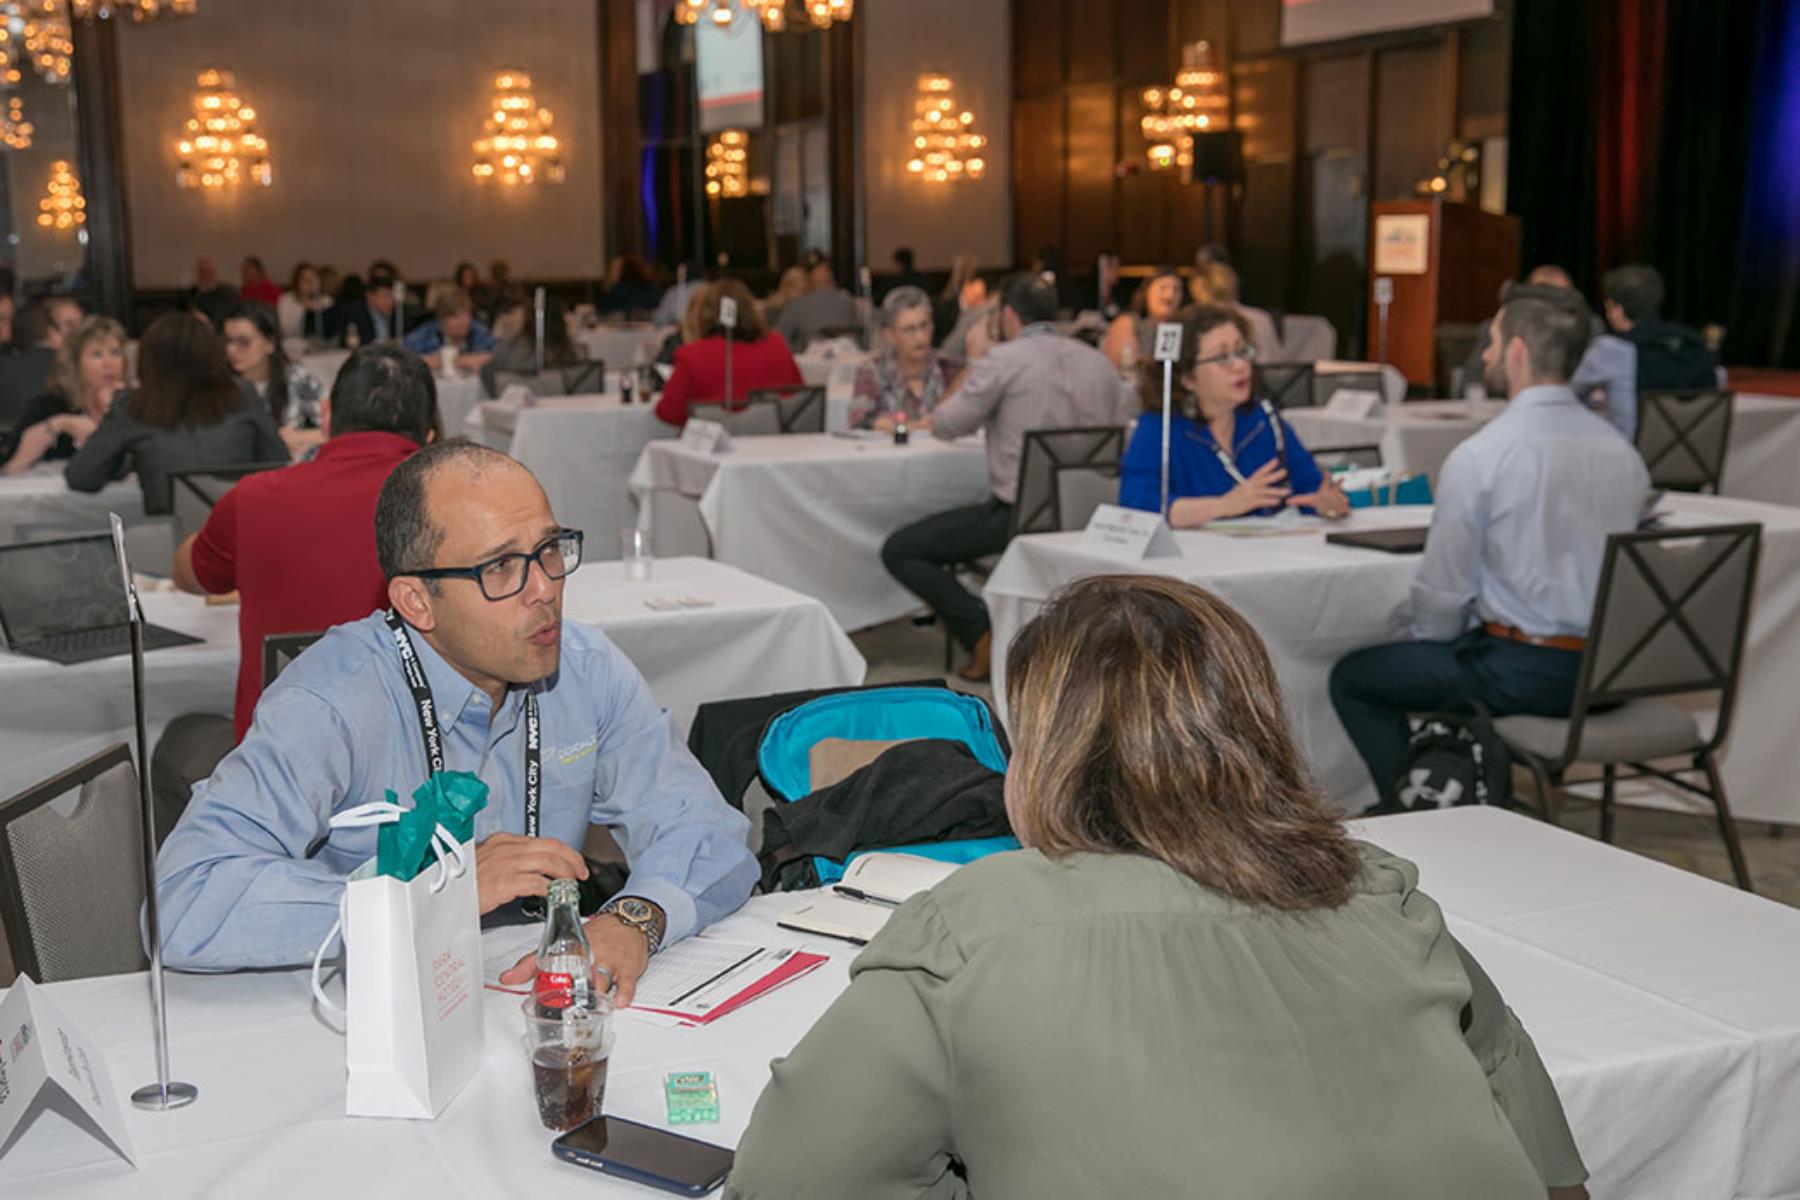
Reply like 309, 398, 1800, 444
1205, 399, 1288, 486
385, 609, 542, 836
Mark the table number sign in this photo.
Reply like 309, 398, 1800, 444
681, 418, 732, 455
718, 295, 738, 329
1152, 322, 1184, 363
0, 975, 137, 1168
1080, 503, 1180, 561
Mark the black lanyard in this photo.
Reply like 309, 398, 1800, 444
385, 609, 540, 837
1202, 399, 1288, 487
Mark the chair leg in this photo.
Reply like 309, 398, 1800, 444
1517, 754, 1562, 825
1600, 764, 1617, 844
1698, 752, 1754, 892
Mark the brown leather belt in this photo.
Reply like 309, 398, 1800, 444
1482, 622, 1586, 653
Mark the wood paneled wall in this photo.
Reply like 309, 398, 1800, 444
1011, 0, 1510, 357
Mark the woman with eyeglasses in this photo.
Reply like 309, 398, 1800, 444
1119, 304, 1349, 524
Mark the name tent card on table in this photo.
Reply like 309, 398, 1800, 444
0, 975, 137, 1169
681, 418, 731, 455
1081, 503, 1181, 561
1324, 389, 1384, 419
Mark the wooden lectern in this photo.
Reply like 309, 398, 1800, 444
1367, 199, 1520, 392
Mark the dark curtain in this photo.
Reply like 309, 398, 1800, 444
1510, 0, 1794, 363
1730, 0, 1800, 366
1505, 0, 1602, 297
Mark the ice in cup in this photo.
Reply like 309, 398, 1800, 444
522, 996, 614, 1131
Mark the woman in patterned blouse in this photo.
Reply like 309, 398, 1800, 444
849, 286, 963, 431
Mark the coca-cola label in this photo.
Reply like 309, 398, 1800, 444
534, 970, 574, 1010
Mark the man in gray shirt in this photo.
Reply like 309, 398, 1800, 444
881, 274, 1133, 681
775, 253, 862, 352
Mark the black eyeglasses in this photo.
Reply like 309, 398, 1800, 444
404, 529, 584, 601
1195, 345, 1256, 368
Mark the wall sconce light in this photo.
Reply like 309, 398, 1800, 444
906, 73, 986, 184
471, 68, 564, 187
175, 67, 272, 190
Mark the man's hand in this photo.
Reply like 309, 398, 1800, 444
1221, 460, 1290, 517
498, 912, 651, 1007
473, 832, 587, 915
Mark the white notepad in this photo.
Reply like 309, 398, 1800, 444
778, 853, 961, 944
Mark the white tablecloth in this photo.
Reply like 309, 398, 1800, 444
578, 324, 665, 370
8, 807, 1799, 1199
0, 469, 146, 545
1287, 393, 1800, 505
0, 559, 864, 803
630, 433, 992, 632
985, 493, 1800, 821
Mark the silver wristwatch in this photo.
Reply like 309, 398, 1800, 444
598, 895, 665, 956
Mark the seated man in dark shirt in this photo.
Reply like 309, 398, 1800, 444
155, 346, 438, 826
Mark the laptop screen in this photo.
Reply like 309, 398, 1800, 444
0, 536, 128, 646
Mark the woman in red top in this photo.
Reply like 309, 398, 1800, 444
655, 278, 805, 427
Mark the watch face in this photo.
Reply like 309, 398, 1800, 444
614, 898, 652, 922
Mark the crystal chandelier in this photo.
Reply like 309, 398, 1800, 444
70, 0, 197, 17
37, 158, 83, 230
905, 73, 986, 184
1140, 41, 1228, 171
674, 0, 852, 32
175, 68, 272, 189
471, 68, 563, 187
20, 2, 73, 84
2, 0, 196, 86
704, 129, 749, 197
0, 93, 31, 148
0, 23, 20, 85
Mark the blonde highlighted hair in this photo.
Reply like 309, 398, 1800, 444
48, 314, 125, 407
1004, 575, 1360, 911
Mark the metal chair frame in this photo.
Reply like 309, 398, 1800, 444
1010, 426, 1126, 537
261, 630, 326, 694
1506, 523, 1762, 890
1254, 362, 1316, 410
1635, 388, 1735, 494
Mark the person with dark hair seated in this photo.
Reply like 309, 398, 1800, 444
153, 440, 757, 977
1118, 304, 1348, 525
480, 292, 585, 396
64, 310, 289, 514
655, 279, 804, 427
728, 574, 1588, 1200
222, 301, 326, 446
1571, 263, 1720, 441
1101, 265, 1184, 371
331, 274, 404, 347
774, 253, 860, 352
240, 255, 282, 306
882, 273, 1133, 681
1330, 285, 1651, 812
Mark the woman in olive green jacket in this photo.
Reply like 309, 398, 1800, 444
728, 575, 1588, 1200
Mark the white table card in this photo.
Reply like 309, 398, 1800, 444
0, 975, 137, 1168
1080, 503, 1181, 561
680, 418, 731, 455
1324, 388, 1384, 419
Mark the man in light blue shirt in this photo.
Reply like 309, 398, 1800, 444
153, 442, 757, 1003
1330, 285, 1650, 810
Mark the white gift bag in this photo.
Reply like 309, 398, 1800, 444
310, 802, 486, 1120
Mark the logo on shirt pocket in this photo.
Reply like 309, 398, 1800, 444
553, 736, 599, 765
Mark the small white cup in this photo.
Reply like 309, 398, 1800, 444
621, 528, 652, 581
439, 343, 459, 379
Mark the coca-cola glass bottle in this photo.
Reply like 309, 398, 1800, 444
533, 878, 600, 1018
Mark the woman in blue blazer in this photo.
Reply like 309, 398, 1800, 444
1120, 305, 1349, 526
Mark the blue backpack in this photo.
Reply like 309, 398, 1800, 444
757, 687, 1018, 883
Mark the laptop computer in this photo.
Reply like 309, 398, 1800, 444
0, 534, 203, 664
1325, 527, 1431, 554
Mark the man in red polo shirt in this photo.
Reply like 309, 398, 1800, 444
154, 346, 438, 826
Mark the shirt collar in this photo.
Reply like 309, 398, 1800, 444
313, 431, 421, 464
402, 619, 512, 737
1508, 383, 1581, 412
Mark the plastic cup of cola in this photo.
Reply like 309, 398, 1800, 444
522, 997, 615, 1131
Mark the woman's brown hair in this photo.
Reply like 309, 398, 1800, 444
1137, 303, 1252, 411
1004, 574, 1360, 910
48, 314, 124, 406
130, 311, 246, 430
696, 277, 768, 342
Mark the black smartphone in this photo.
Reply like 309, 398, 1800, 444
552, 1115, 735, 1196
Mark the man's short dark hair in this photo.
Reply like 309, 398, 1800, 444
329, 345, 439, 444
15, 299, 53, 348
374, 440, 516, 580
1001, 272, 1059, 326
894, 247, 915, 271
1602, 264, 1665, 324
1497, 283, 1594, 383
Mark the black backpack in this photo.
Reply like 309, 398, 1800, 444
1387, 710, 1513, 813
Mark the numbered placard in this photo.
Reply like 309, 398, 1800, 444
1152, 322, 1184, 363
1372, 276, 1395, 306
718, 295, 738, 329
